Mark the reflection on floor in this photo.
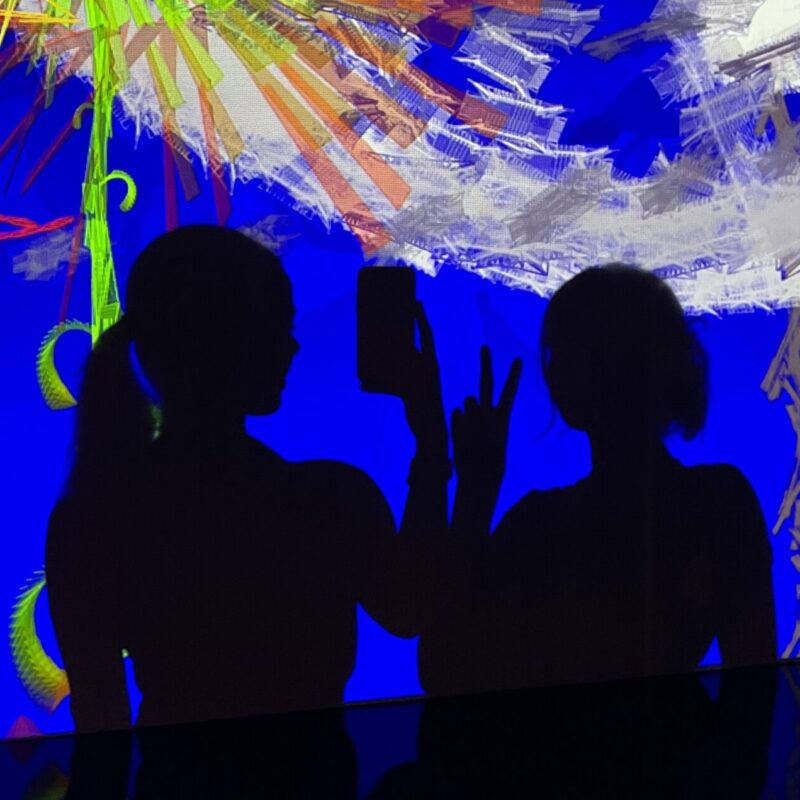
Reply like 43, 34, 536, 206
1, 663, 797, 799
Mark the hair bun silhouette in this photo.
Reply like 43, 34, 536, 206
126, 225, 290, 382
70, 225, 294, 495
540, 264, 708, 439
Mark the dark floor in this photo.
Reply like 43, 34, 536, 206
1, 664, 797, 799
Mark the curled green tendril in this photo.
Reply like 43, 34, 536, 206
9, 572, 70, 712
72, 101, 93, 130
36, 321, 92, 410
99, 170, 137, 212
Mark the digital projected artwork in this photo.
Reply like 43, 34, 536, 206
4, 0, 800, 739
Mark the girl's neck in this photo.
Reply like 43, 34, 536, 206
588, 429, 672, 479
160, 404, 246, 441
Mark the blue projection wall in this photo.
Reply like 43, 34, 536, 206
2, 0, 800, 736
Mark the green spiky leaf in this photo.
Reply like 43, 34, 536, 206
36, 321, 92, 410
9, 572, 70, 712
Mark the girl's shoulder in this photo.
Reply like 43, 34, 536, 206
677, 463, 761, 514
493, 483, 579, 545
290, 459, 383, 496
679, 463, 768, 542
288, 459, 391, 524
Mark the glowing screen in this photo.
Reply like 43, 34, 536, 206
2, 0, 800, 736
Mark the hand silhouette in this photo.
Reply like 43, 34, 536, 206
452, 346, 522, 502
400, 303, 448, 462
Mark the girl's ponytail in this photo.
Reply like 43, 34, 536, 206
65, 317, 155, 498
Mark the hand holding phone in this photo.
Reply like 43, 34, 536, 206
357, 267, 448, 456
357, 267, 417, 396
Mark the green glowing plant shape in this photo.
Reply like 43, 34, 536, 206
36, 321, 92, 410
81, 1, 135, 344
10, 570, 132, 712
9, 573, 70, 712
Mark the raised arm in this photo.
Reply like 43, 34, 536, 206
46, 499, 131, 733
398, 303, 450, 544
418, 347, 523, 696
450, 346, 522, 542
356, 303, 450, 636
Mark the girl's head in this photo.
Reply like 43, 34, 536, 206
125, 225, 298, 416
69, 226, 296, 493
540, 264, 707, 441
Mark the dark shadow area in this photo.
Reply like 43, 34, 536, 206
371, 665, 780, 799
133, 708, 356, 800
3, 663, 797, 799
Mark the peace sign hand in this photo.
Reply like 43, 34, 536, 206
452, 346, 522, 501
401, 303, 448, 459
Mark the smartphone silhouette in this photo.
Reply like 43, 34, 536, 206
357, 267, 417, 395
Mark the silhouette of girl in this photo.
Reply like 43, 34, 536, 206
46, 226, 449, 733
420, 264, 776, 694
